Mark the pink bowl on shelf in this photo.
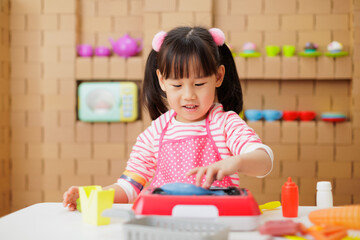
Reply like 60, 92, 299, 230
95, 46, 111, 57
77, 44, 93, 57
299, 111, 316, 121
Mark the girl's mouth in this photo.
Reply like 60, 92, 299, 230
183, 105, 198, 110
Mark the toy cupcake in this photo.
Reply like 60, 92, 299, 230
304, 42, 318, 53
325, 41, 348, 57
327, 41, 342, 53
239, 42, 261, 57
299, 42, 321, 57
243, 42, 256, 53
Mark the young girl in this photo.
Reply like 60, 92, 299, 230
63, 26, 273, 210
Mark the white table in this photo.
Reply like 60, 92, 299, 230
0, 203, 343, 240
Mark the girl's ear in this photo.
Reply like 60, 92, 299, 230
156, 69, 166, 91
215, 65, 225, 87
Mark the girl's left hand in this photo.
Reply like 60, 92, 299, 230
186, 156, 241, 189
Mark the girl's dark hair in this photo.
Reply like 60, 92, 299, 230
142, 26, 243, 120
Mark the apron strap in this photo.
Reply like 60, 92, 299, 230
205, 112, 222, 161
158, 111, 177, 154
151, 111, 176, 186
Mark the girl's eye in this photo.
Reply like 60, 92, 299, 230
172, 85, 181, 88
195, 83, 205, 86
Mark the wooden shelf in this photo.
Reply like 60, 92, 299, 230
233, 55, 352, 80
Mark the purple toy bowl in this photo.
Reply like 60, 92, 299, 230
95, 46, 111, 57
77, 44, 93, 57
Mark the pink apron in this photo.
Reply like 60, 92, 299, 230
151, 111, 234, 187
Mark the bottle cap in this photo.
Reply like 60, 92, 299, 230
317, 181, 332, 190
284, 177, 297, 187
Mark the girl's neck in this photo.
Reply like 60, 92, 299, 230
173, 116, 206, 124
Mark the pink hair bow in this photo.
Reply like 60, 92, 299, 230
209, 28, 225, 46
152, 31, 167, 52
151, 28, 225, 52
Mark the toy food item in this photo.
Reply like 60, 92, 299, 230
342, 237, 360, 240
243, 42, 256, 53
304, 42, 318, 53
327, 41, 343, 53
308, 225, 348, 240
308, 205, 360, 229
281, 177, 299, 217
78, 186, 115, 226
259, 220, 300, 236
284, 236, 309, 240
321, 112, 346, 122
259, 201, 281, 213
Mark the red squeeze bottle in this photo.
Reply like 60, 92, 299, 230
281, 177, 299, 217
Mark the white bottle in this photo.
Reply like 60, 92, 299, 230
316, 181, 333, 208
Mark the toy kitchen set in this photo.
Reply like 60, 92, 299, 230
131, 183, 261, 231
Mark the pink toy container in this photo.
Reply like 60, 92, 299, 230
77, 44, 93, 57
95, 46, 111, 57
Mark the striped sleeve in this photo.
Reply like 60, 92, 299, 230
127, 128, 156, 177
223, 112, 273, 177
115, 111, 172, 202
224, 112, 263, 155
115, 124, 157, 202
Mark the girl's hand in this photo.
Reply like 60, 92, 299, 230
186, 156, 241, 189
63, 186, 79, 211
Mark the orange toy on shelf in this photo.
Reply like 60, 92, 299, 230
308, 205, 360, 230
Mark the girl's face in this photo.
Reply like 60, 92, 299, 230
157, 65, 225, 123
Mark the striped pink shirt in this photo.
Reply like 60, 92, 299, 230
118, 103, 273, 201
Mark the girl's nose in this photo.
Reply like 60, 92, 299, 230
183, 86, 196, 100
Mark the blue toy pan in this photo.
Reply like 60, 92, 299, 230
159, 183, 226, 196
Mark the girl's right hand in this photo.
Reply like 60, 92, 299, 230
63, 186, 79, 211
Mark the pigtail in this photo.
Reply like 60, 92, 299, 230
217, 44, 243, 114
142, 50, 168, 120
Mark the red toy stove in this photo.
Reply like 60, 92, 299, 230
132, 186, 261, 231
